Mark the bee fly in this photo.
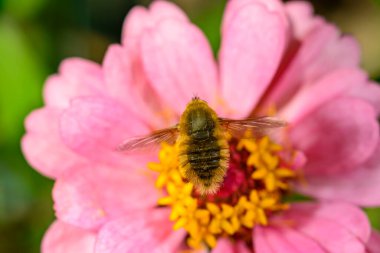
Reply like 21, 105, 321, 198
117, 97, 286, 195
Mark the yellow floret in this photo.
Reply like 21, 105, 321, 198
148, 135, 295, 250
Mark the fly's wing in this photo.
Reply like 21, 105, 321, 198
116, 126, 179, 152
219, 116, 287, 139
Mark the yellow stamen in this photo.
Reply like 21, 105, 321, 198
243, 136, 295, 191
149, 135, 296, 250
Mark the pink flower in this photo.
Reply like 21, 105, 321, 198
22, 0, 380, 252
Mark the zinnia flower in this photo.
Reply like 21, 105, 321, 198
22, 0, 380, 252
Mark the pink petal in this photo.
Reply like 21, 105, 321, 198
255, 202, 371, 253
212, 238, 235, 253
60, 96, 150, 166
102, 45, 154, 126
349, 81, 380, 114
289, 202, 371, 242
223, 0, 289, 35
290, 97, 379, 177
103, 44, 176, 129
102, 44, 133, 105
262, 22, 360, 109
43, 58, 103, 108
212, 238, 252, 253
42, 220, 95, 253
122, 1, 188, 50
22, 108, 86, 179
283, 202, 370, 252
255, 226, 324, 253
297, 141, 380, 206
302, 32, 360, 85
280, 68, 367, 123
367, 230, 380, 253
220, 1, 286, 118
120, 1, 190, 127
122, 6, 149, 51
141, 18, 218, 114
211, 238, 234, 253
95, 208, 186, 253
149, 0, 189, 22
53, 163, 159, 230
284, 1, 323, 39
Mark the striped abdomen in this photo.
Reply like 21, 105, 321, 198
185, 135, 229, 193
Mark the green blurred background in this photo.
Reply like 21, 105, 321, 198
0, 0, 379, 252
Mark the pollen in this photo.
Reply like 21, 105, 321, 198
148, 136, 297, 250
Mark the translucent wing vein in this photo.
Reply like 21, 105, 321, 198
116, 126, 179, 152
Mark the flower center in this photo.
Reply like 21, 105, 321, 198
148, 135, 298, 249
